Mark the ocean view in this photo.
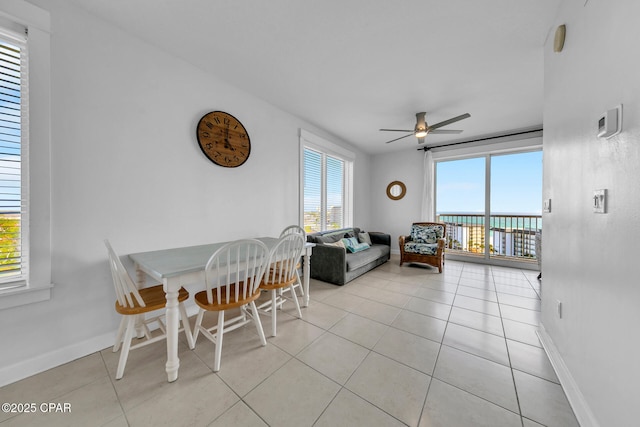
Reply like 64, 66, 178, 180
437, 213, 542, 232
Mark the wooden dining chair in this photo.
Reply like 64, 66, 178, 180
279, 225, 306, 238
255, 233, 305, 337
104, 240, 192, 380
192, 239, 270, 372
278, 225, 306, 299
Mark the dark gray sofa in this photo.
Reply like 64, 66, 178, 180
307, 227, 391, 285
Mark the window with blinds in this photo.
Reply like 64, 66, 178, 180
325, 155, 344, 229
0, 33, 27, 287
303, 147, 345, 233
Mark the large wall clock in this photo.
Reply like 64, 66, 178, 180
196, 111, 251, 168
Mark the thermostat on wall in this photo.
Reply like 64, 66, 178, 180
597, 105, 622, 139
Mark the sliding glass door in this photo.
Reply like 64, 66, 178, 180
490, 151, 542, 261
435, 157, 486, 256
435, 150, 542, 265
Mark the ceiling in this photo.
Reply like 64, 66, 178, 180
67, 0, 562, 155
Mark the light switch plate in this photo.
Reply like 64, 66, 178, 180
593, 189, 606, 213
543, 199, 551, 213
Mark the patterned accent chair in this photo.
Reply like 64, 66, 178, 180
399, 222, 446, 272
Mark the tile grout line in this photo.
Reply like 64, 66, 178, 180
492, 265, 526, 427
415, 261, 463, 426
99, 350, 132, 426
293, 285, 408, 427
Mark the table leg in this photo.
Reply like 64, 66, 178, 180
164, 277, 180, 382
134, 265, 147, 339
303, 248, 311, 307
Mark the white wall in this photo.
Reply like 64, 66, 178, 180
542, 0, 640, 425
0, 0, 370, 385
370, 149, 424, 251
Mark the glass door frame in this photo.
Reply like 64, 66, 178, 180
432, 135, 542, 269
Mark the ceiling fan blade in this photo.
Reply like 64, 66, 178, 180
384, 133, 414, 144
429, 129, 463, 134
427, 113, 471, 130
379, 129, 413, 132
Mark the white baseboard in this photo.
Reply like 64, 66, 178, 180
0, 331, 115, 387
0, 303, 202, 388
537, 324, 600, 427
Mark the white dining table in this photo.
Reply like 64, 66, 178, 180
128, 237, 315, 382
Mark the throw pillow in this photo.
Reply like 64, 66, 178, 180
358, 231, 372, 245
325, 240, 346, 249
350, 242, 370, 253
342, 237, 370, 253
342, 236, 358, 247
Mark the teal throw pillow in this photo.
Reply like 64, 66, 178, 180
342, 237, 370, 253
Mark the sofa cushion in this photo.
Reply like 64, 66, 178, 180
316, 233, 343, 244
311, 227, 357, 243
308, 227, 363, 243
404, 242, 439, 255
410, 224, 444, 244
346, 244, 390, 271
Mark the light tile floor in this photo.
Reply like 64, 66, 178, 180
0, 256, 580, 427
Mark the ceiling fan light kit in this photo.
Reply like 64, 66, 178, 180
415, 112, 428, 138
381, 111, 471, 144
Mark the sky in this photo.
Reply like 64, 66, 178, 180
436, 151, 543, 215
0, 39, 22, 213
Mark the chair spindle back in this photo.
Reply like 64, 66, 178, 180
204, 239, 269, 305
264, 234, 305, 285
279, 225, 306, 239
104, 240, 145, 309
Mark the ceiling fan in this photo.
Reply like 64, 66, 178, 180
380, 112, 471, 144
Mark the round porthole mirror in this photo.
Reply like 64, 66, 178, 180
386, 181, 406, 200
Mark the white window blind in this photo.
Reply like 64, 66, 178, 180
303, 148, 322, 232
325, 155, 344, 229
303, 147, 345, 232
0, 30, 27, 287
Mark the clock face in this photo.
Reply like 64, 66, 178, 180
196, 111, 251, 167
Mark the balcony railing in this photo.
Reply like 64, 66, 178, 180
436, 213, 542, 262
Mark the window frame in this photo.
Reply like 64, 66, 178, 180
0, 1, 52, 310
0, 26, 29, 289
299, 129, 354, 233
